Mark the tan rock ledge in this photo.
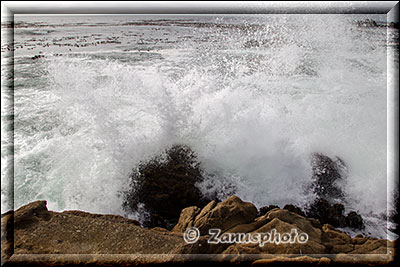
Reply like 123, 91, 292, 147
1, 197, 396, 266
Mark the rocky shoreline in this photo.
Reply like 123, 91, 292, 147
1, 197, 397, 266
1, 145, 398, 265
121, 145, 366, 231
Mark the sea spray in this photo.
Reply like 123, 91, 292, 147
2, 14, 395, 239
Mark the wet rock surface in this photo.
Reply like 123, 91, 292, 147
306, 198, 364, 230
122, 147, 365, 232
307, 153, 364, 230
310, 153, 346, 202
122, 145, 215, 229
259, 153, 365, 231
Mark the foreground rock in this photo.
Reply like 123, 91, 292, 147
4, 201, 184, 255
2, 197, 395, 266
172, 196, 258, 235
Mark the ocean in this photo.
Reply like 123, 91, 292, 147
1, 14, 398, 240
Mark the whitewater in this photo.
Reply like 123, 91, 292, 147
1, 14, 397, 240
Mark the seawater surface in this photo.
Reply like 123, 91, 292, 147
1, 14, 398, 240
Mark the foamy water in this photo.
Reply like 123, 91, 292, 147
1, 14, 397, 239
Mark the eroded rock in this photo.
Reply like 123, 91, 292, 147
283, 204, 306, 217
171, 206, 201, 232
258, 205, 280, 217
173, 196, 258, 235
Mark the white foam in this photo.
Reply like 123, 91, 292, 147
3, 15, 395, 239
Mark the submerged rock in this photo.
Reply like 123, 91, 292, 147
122, 144, 215, 229
356, 19, 378, 27
31, 54, 44, 60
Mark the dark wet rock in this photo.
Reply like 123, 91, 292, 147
354, 19, 398, 29
345, 211, 364, 230
307, 198, 347, 227
31, 54, 44, 60
306, 198, 364, 230
307, 153, 364, 230
388, 22, 399, 29
310, 153, 346, 202
283, 204, 306, 217
388, 190, 399, 236
359, 19, 378, 27
146, 213, 167, 229
122, 144, 214, 229
258, 205, 280, 216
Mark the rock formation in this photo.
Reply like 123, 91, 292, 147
310, 153, 346, 202
2, 148, 393, 265
258, 152, 365, 231
172, 196, 258, 235
2, 197, 395, 266
122, 144, 214, 229
122, 147, 364, 231
306, 153, 364, 230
